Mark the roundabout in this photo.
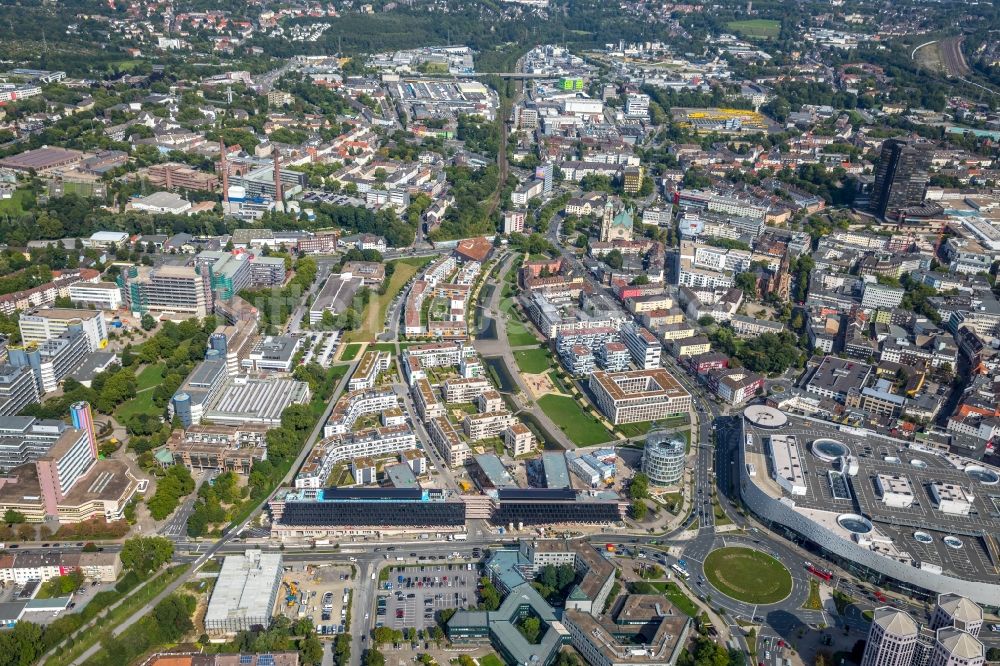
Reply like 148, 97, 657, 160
702, 546, 793, 605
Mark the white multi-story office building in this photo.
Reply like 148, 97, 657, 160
67, 282, 123, 310
0, 365, 41, 416
8, 328, 90, 393
589, 369, 691, 425
931, 594, 983, 637
19, 308, 107, 353
862, 282, 906, 310
118, 264, 211, 318
624, 93, 650, 119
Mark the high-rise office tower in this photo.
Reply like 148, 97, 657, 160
929, 627, 984, 666
931, 594, 982, 637
869, 139, 931, 220
861, 607, 919, 666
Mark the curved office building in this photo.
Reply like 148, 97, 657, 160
739, 408, 1000, 607
641, 433, 686, 486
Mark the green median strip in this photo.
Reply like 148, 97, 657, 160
46, 564, 189, 666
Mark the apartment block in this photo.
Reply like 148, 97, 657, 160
463, 411, 514, 442
620, 322, 662, 369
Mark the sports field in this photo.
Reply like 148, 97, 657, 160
703, 547, 792, 604
725, 19, 780, 38
537, 394, 612, 446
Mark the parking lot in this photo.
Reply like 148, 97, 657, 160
274, 564, 354, 637
0, 578, 118, 625
377, 562, 479, 631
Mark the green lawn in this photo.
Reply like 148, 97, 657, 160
0, 189, 33, 216
803, 580, 822, 610
340, 343, 363, 361
343, 257, 430, 343
115, 390, 158, 420
136, 364, 165, 391
537, 394, 613, 447
507, 318, 539, 347
617, 421, 653, 438
480, 655, 505, 666
664, 581, 700, 617
725, 19, 780, 38
703, 547, 792, 604
514, 348, 552, 374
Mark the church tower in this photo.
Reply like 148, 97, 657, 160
600, 200, 615, 242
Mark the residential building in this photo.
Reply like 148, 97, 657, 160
294, 425, 416, 489
464, 411, 515, 441
708, 367, 764, 405
348, 350, 391, 391
443, 377, 492, 404
412, 378, 445, 421
504, 423, 534, 457
596, 341, 630, 372
669, 335, 712, 358
476, 390, 504, 414
324, 389, 398, 437
620, 322, 662, 369
730, 315, 785, 338
502, 210, 526, 235
428, 416, 470, 467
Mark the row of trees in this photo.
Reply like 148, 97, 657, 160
0, 536, 175, 665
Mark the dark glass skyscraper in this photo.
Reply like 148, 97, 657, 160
870, 139, 932, 220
